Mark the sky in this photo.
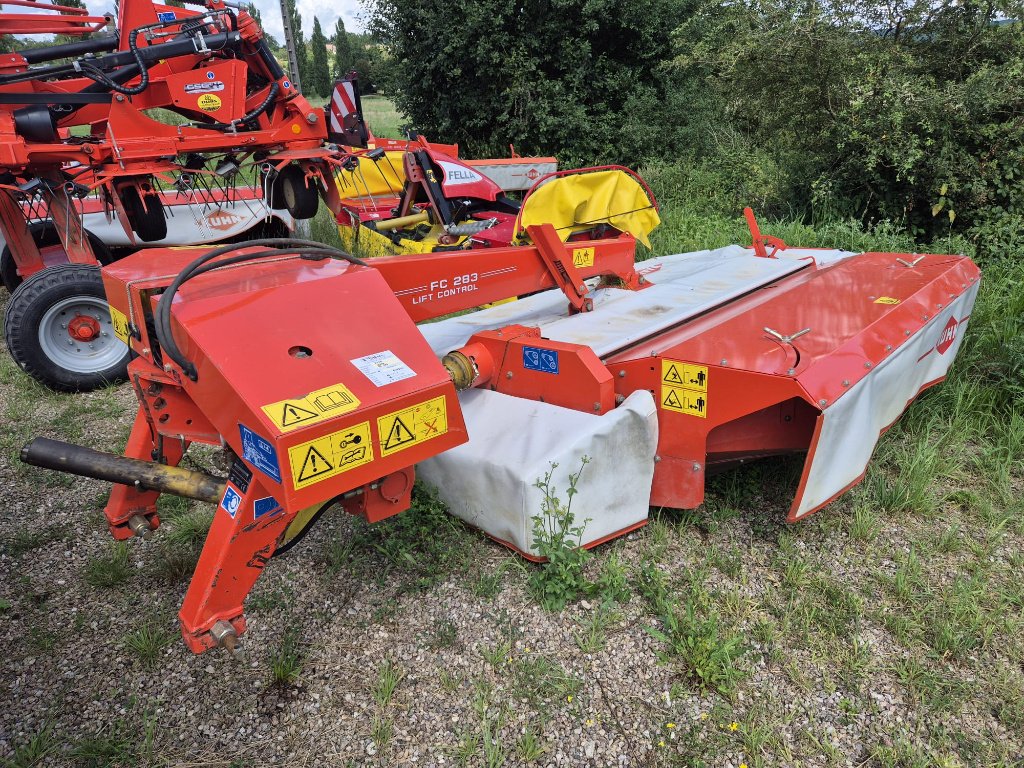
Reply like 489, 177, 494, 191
247, 0, 367, 40
74, 0, 367, 41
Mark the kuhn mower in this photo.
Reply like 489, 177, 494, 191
328, 128, 661, 263
19, 202, 979, 653
0, 0, 340, 390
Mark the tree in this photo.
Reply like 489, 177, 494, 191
333, 18, 354, 79
367, 0, 695, 163
671, 0, 1024, 244
245, 3, 280, 49
308, 17, 331, 98
283, 0, 309, 92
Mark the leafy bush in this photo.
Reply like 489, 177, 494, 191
527, 459, 592, 611
368, 0, 693, 164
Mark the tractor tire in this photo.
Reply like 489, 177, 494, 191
1, 222, 113, 292
4, 264, 130, 392
271, 165, 319, 220
121, 186, 168, 242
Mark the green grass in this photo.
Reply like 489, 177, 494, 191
361, 95, 405, 138
372, 659, 404, 708
269, 626, 305, 688
1, 525, 64, 558
123, 617, 177, 667
83, 541, 132, 588
646, 599, 747, 695
150, 497, 213, 583
322, 483, 476, 596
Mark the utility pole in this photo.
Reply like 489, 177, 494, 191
278, 0, 302, 92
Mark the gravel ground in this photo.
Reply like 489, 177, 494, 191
1, 288, 1022, 768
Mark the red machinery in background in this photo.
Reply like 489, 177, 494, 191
0, 0, 342, 391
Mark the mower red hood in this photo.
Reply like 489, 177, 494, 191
428, 149, 503, 201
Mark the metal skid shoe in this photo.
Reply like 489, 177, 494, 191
21, 240, 467, 654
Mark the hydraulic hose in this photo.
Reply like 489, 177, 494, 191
153, 239, 366, 381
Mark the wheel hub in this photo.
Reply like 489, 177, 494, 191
67, 314, 101, 341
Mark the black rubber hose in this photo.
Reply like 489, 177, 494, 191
79, 26, 150, 95
153, 239, 365, 381
195, 82, 279, 132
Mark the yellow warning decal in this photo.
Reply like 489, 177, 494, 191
109, 306, 130, 344
661, 386, 708, 418
287, 420, 373, 490
377, 395, 448, 458
572, 247, 595, 269
661, 360, 707, 391
660, 360, 709, 418
874, 296, 901, 305
262, 383, 361, 433
197, 93, 222, 112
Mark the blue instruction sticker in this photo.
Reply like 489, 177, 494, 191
254, 496, 281, 520
238, 424, 282, 483
523, 346, 559, 374
157, 11, 176, 21
221, 486, 242, 518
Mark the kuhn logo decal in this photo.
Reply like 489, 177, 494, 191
185, 80, 225, 93
936, 316, 959, 355
205, 208, 244, 231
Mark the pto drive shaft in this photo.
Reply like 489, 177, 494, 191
20, 438, 226, 504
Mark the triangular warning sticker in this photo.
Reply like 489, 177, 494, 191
663, 389, 683, 409
383, 416, 416, 451
663, 364, 684, 385
297, 445, 334, 482
281, 402, 318, 427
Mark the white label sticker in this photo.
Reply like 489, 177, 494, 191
351, 350, 416, 387
437, 160, 485, 186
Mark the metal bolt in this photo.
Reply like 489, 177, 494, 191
614, 394, 625, 405
505, 371, 513, 379
654, 455, 662, 463
842, 379, 850, 387
593, 402, 601, 412
905, 330, 911, 336
306, 112, 318, 124
787, 368, 795, 376
819, 399, 827, 406
127, 515, 152, 539
692, 462, 701, 472
864, 362, 872, 369
210, 620, 242, 659
618, 370, 626, 378
720, 359, 728, 366
886, 345, 893, 351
